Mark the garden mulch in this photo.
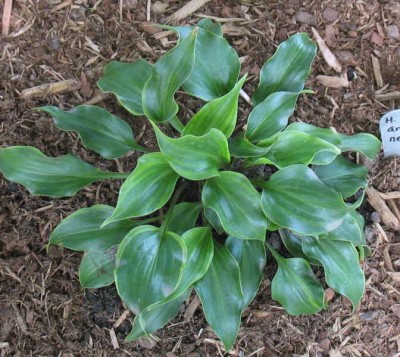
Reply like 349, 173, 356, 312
1, 0, 400, 356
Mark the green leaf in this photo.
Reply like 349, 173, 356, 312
79, 246, 117, 288
286, 122, 341, 146
127, 227, 213, 340
261, 165, 349, 236
338, 133, 381, 159
39, 105, 142, 159
279, 228, 318, 263
226, 237, 266, 308
126, 290, 190, 341
195, 243, 244, 351
301, 237, 365, 308
246, 92, 299, 142
202, 171, 268, 240
252, 33, 317, 105
313, 156, 368, 199
115, 225, 186, 314
183, 28, 240, 101
182, 76, 246, 138
197, 18, 223, 36
319, 211, 366, 246
142, 30, 196, 122
271, 256, 325, 315
0, 146, 127, 197
262, 130, 340, 168
97, 60, 153, 115
204, 207, 225, 234
228, 134, 270, 158
104, 153, 179, 224
50, 205, 136, 251
165, 202, 202, 236
153, 126, 230, 180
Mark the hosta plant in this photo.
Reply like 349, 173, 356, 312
0, 20, 381, 350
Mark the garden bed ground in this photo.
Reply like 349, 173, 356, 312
1, 0, 400, 356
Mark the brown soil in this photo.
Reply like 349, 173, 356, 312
1, 1, 400, 356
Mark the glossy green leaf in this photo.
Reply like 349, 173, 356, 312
182, 76, 246, 138
197, 18, 223, 36
271, 256, 325, 315
153, 126, 230, 180
202, 171, 268, 240
50, 205, 136, 251
166, 202, 202, 236
246, 92, 299, 142
279, 228, 316, 263
261, 165, 349, 236
301, 237, 365, 308
252, 33, 317, 105
97, 60, 153, 115
126, 290, 190, 341
142, 31, 196, 122
226, 236, 266, 308
79, 247, 117, 288
319, 211, 366, 246
228, 134, 270, 158
115, 225, 186, 314
0, 146, 127, 197
195, 243, 244, 351
39, 105, 142, 159
313, 155, 368, 198
338, 133, 381, 159
103, 153, 179, 224
204, 207, 224, 234
263, 131, 340, 168
286, 122, 341, 146
183, 28, 240, 101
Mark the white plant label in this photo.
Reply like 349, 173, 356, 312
379, 109, 400, 157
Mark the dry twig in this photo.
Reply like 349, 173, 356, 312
312, 27, 342, 73
167, 0, 212, 23
371, 55, 384, 88
20, 79, 80, 99
2, 0, 13, 36
367, 187, 400, 231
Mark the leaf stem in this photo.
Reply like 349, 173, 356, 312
169, 116, 184, 133
161, 181, 188, 233
265, 240, 283, 263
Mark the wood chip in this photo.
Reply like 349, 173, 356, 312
371, 55, 384, 88
183, 295, 200, 321
11, 302, 27, 334
20, 79, 80, 100
167, 0, 212, 23
312, 27, 342, 73
375, 91, 400, 101
316, 75, 349, 88
109, 328, 119, 349
2, 0, 13, 36
378, 191, 400, 200
367, 187, 400, 231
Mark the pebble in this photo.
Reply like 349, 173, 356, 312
295, 11, 316, 25
387, 24, 400, 40
323, 8, 339, 23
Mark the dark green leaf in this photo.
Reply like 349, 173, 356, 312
115, 225, 186, 314
97, 60, 153, 115
197, 18, 223, 36
286, 122, 341, 146
142, 31, 196, 122
271, 256, 325, 315
228, 134, 270, 158
261, 165, 349, 235
104, 153, 179, 224
226, 236, 266, 308
313, 155, 368, 198
182, 76, 246, 138
79, 246, 117, 288
246, 92, 299, 142
166, 202, 202, 236
338, 133, 381, 159
153, 126, 230, 180
204, 207, 225, 234
39, 105, 142, 159
252, 33, 317, 105
262, 130, 340, 168
50, 205, 136, 251
0, 146, 127, 197
202, 171, 268, 240
195, 243, 244, 351
301, 237, 365, 308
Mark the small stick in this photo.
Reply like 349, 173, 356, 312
239, 89, 252, 105
167, 0, 212, 23
375, 91, 400, 101
379, 191, 400, 200
20, 79, 80, 99
367, 187, 400, 231
316, 75, 349, 88
146, 0, 151, 21
2, 0, 13, 36
371, 55, 384, 88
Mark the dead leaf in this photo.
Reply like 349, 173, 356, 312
316, 75, 349, 88
312, 27, 342, 73
325, 25, 338, 47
